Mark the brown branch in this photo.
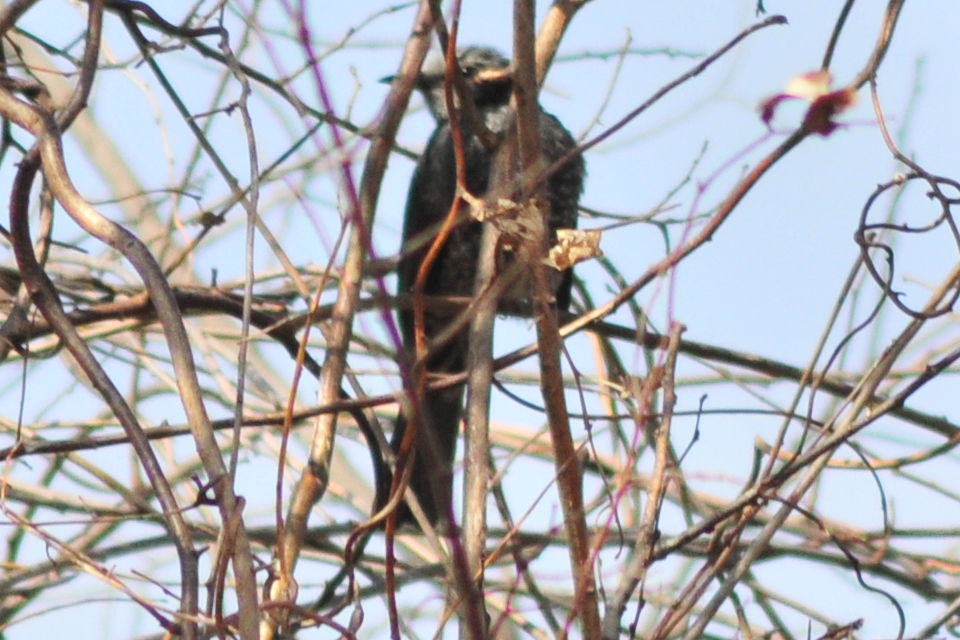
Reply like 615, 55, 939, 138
278, 5, 436, 639
461, 123, 503, 640
601, 323, 683, 638
0, 2, 209, 637
534, 0, 593, 86
850, 0, 907, 89
513, 0, 600, 636
4, 283, 955, 446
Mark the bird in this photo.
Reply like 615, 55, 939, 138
388, 46, 585, 527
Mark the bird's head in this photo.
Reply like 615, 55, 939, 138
414, 46, 512, 122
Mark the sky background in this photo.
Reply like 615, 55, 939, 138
2, 0, 960, 638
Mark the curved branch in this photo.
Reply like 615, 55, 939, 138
0, 74, 259, 640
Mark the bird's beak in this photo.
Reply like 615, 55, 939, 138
474, 67, 512, 85
379, 74, 396, 84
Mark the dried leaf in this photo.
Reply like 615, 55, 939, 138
544, 228, 603, 270
473, 197, 546, 253
759, 70, 856, 136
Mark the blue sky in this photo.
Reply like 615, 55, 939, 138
3, 1, 960, 638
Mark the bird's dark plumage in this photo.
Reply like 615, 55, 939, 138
390, 46, 585, 526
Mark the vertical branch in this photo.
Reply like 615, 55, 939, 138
216, 14, 260, 483
850, 0, 907, 89
274, 5, 436, 639
534, 0, 592, 86
460, 155, 506, 640
513, 0, 601, 637
422, 7, 496, 638
601, 323, 683, 639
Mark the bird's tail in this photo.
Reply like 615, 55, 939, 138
383, 327, 468, 528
